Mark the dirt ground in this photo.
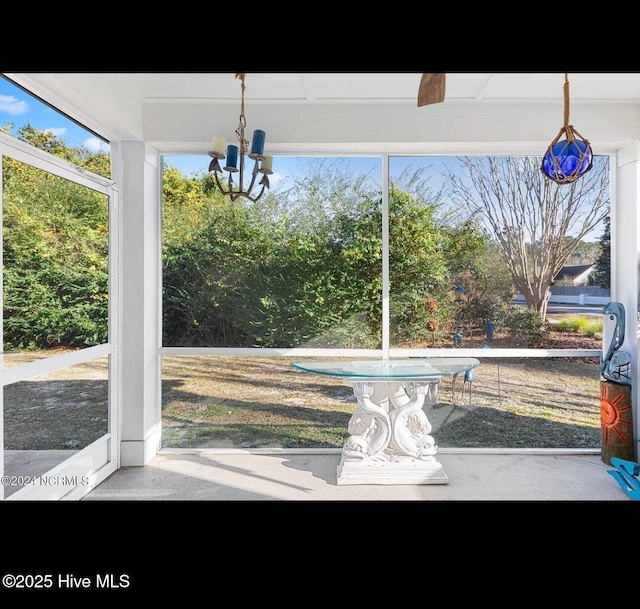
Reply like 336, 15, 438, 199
2, 328, 605, 452
3, 353, 109, 451
159, 327, 604, 450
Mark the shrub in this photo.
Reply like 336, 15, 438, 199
556, 315, 603, 337
496, 305, 548, 347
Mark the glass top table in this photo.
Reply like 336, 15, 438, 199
291, 357, 479, 485
291, 357, 479, 380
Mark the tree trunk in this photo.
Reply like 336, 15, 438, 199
519, 284, 551, 318
538, 289, 551, 319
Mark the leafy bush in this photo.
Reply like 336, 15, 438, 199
162, 171, 482, 349
495, 305, 548, 347
3, 134, 508, 352
2, 155, 109, 349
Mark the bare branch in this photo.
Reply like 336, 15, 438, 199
444, 155, 610, 316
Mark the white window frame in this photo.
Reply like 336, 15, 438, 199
160, 149, 611, 361
0, 130, 120, 500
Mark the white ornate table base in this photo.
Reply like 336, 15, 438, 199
337, 378, 448, 485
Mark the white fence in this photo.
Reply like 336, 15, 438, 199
515, 285, 610, 306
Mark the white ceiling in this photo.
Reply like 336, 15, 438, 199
5, 72, 640, 152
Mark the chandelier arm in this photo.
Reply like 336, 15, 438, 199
242, 159, 260, 195
213, 171, 228, 196
247, 184, 266, 204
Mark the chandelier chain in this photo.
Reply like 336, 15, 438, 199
235, 73, 249, 155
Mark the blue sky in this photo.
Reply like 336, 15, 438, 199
0, 75, 446, 190
160, 153, 447, 192
0, 76, 110, 155
162, 153, 386, 189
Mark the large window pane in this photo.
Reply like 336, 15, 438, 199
388, 155, 610, 350
160, 152, 609, 452
3, 356, 108, 497
2, 152, 111, 499
162, 156, 383, 349
2, 158, 109, 357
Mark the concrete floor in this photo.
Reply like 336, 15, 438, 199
81, 448, 633, 502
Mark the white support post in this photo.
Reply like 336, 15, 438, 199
613, 144, 640, 460
112, 142, 163, 466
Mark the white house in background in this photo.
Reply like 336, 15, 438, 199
514, 262, 610, 306
554, 264, 595, 286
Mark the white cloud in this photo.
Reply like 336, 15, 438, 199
0, 94, 28, 115
269, 171, 284, 187
83, 137, 110, 153
45, 127, 67, 138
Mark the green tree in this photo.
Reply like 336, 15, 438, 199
389, 188, 475, 345
162, 160, 467, 349
564, 237, 600, 265
1, 125, 112, 348
589, 216, 610, 289
11, 123, 111, 178
163, 160, 385, 348
3, 157, 109, 349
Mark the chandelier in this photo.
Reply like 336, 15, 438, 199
540, 73, 593, 185
208, 73, 273, 202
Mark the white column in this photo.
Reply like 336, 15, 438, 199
112, 141, 162, 466
613, 143, 640, 458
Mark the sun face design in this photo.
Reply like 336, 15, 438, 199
600, 384, 633, 444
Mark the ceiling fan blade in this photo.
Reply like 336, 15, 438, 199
417, 73, 446, 107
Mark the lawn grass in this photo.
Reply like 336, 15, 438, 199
1, 340, 604, 453
554, 314, 603, 337
161, 355, 603, 450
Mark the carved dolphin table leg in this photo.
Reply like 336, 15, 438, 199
337, 378, 447, 485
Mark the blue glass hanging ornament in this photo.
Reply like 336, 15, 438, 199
540, 73, 593, 185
